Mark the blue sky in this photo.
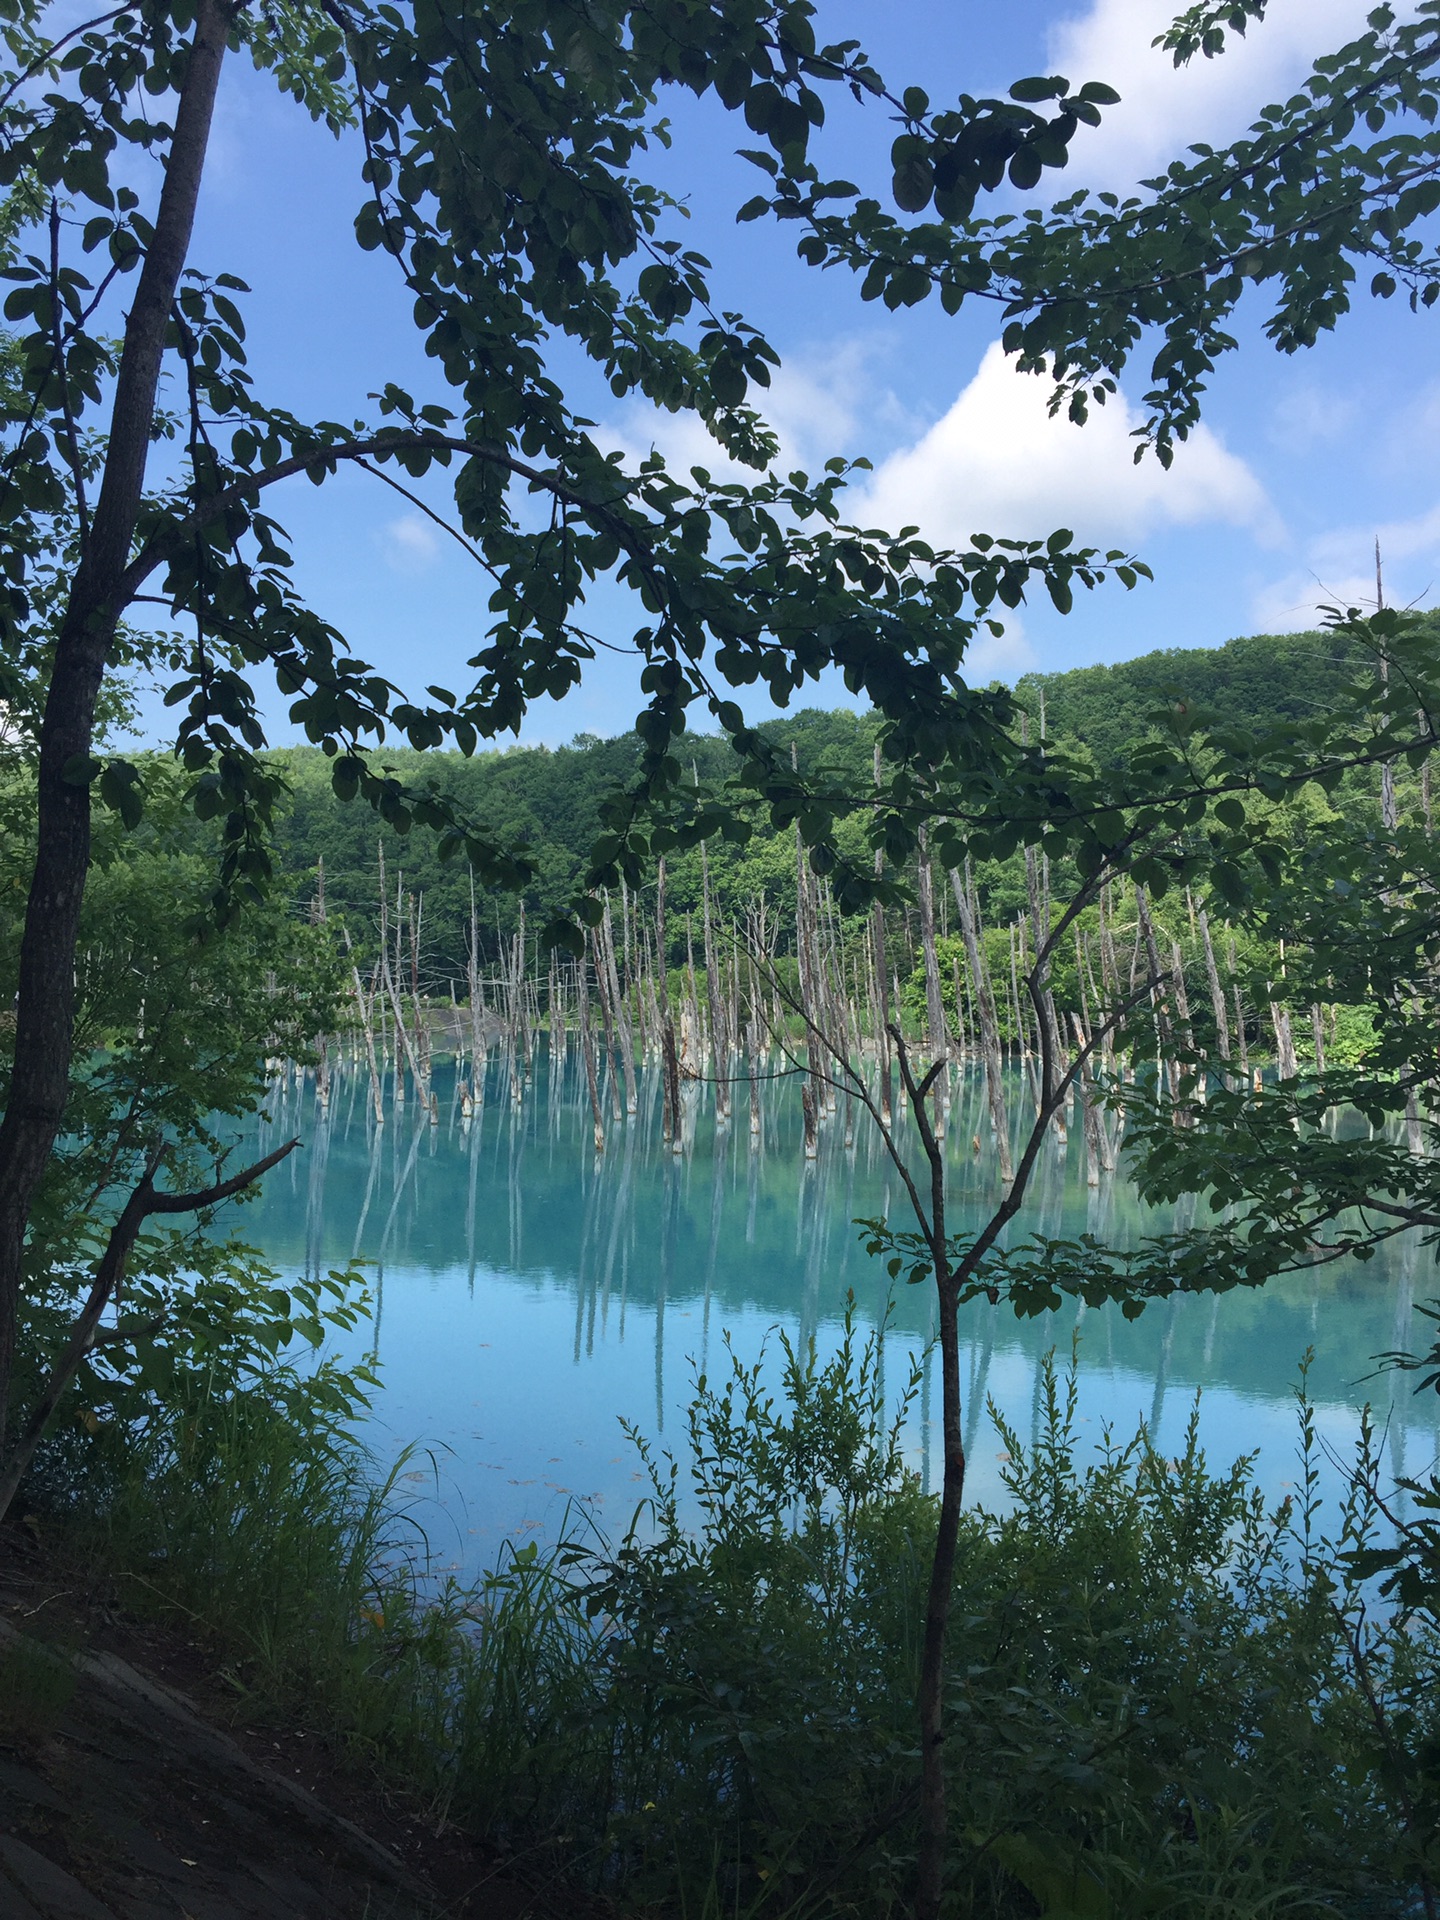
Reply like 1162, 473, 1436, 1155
150, 0, 1439, 746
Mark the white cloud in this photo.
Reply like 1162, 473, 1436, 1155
601, 338, 922, 483
381, 512, 442, 571
857, 342, 1274, 550
1250, 501, 1440, 630
1049, 0, 1378, 188
1267, 383, 1360, 454
605, 337, 1273, 554
963, 620, 1038, 685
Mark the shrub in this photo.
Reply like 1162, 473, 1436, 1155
32, 1290, 1440, 1918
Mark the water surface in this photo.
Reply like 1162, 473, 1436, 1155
219, 1053, 1440, 1571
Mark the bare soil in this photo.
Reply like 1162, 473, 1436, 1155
0, 1518, 601, 1920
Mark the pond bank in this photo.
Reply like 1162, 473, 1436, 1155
0, 1519, 586, 1920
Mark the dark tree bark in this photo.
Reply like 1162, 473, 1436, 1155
0, 0, 233, 1441
0, 1136, 296, 1523
896, 1041, 963, 1920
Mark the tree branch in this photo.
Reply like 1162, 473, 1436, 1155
0, 0, 235, 1449
144, 1136, 300, 1215
0, 1134, 299, 1525
116, 429, 655, 614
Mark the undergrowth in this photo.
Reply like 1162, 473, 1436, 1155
27, 1290, 1440, 1919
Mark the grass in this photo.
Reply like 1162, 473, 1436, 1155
25, 1310, 1440, 1920
0, 1627, 79, 1738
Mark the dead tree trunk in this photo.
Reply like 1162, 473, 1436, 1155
701, 843, 730, 1123
344, 929, 386, 1126
871, 746, 895, 1126
1024, 842, 1065, 1136
408, 892, 433, 1114
656, 862, 682, 1152
917, 824, 950, 1140
794, 822, 825, 1115
1197, 905, 1231, 1072
467, 876, 487, 1106
1136, 888, 1181, 1105
378, 859, 424, 1110
601, 894, 638, 1116
591, 926, 625, 1125
951, 865, 1013, 1181
1269, 998, 1299, 1080
577, 948, 605, 1153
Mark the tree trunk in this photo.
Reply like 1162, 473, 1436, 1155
591, 925, 625, 1125
701, 843, 729, 1123
916, 1259, 963, 1918
0, 0, 231, 1443
1135, 888, 1180, 1104
880, 1037, 965, 1920
346, 936, 386, 1127
601, 894, 638, 1116
467, 877, 487, 1106
949, 866, 1012, 1181
1197, 906, 1231, 1069
577, 952, 605, 1154
794, 820, 824, 1109
917, 824, 949, 1139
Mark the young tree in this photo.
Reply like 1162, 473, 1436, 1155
769, 597, 1440, 1916
0, 752, 347, 1516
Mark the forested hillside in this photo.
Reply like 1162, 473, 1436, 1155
1013, 626, 1374, 760
263, 622, 1417, 989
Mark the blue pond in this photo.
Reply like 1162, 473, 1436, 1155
216, 1052, 1440, 1574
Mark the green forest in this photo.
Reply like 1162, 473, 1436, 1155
261, 618, 1399, 976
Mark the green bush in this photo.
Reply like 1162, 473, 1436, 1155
34, 1295, 1440, 1919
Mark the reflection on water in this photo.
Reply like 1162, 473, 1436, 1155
217, 1051, 1440, 1570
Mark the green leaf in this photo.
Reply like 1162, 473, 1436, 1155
544, 918, 586, 956
1008, 146, 1044, 191
891, 135, 934, 213
1009, 75, 1064, 103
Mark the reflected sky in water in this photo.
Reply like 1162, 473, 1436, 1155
216, 1051, 1440, 1573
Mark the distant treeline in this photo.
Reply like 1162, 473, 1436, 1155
262, 622, 1408, 987
1015, 625, 1373, 759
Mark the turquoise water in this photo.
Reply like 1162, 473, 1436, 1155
218, 1052, 1440, 1573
